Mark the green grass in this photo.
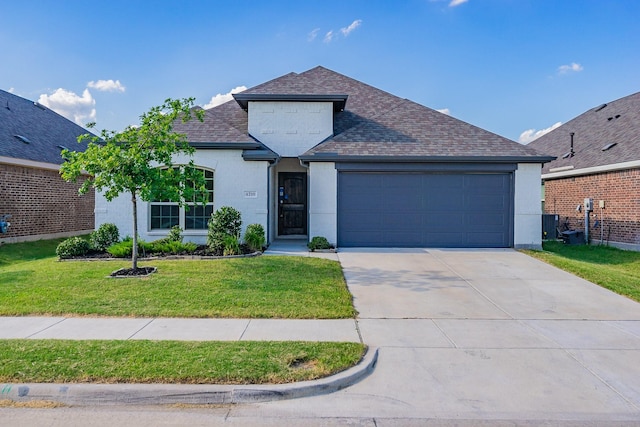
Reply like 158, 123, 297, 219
524, 241, 640, 302
0, 340, 366, 384
0, 239, 355, 318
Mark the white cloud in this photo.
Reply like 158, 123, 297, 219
558, 62, 583, 74
37, 88, 96, 126
449, 0, 468, 6
324, 30, 334, 43
436, 108, 451, 115
203, 86, 247, 109
87, 79, 126, 92
518, 121, 562, 144
308, 28, 320, 42
8, 87, 15, 93
340, 19, 362, 36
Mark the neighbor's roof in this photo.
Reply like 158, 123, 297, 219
175, 66, 553, 163
527, 91, 640, 174
0, 89, 91, 165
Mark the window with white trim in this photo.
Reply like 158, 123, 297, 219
149, 168, 214, 230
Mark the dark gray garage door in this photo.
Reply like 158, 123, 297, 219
338, 172, 513, 248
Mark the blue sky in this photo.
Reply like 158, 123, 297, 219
1, 0, 638, 143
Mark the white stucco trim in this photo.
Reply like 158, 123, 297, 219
308, 162, 337, 245
514, 163, 543, 249
542, 160, 640, 180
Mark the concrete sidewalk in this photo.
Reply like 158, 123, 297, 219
0, 317, 361, 342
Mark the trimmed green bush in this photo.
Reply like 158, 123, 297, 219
307, 236, 332, 251
207, 206, 242, 253
244, 223, 266, 252
149, 240, 197, 255
167, 225, 183, 243
107, 239, 153, 258
223, 235, 241, 256
56, 237, 91, 258
90, 223, 120, 251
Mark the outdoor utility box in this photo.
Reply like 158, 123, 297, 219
561, 230, 584, 245
542, 214, 558, 240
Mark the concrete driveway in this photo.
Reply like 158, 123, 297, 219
235, 248, 640, 424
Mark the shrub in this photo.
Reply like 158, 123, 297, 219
149, 240, 197, 255
166, 225, 183, 243
244, 223, 266, 252
107, 239, 153, 258
90, 223, 120, 251
207, 206, 242, 252
307, 236, 332, 251
223, 235, 241, 256
56, 237, 91, 258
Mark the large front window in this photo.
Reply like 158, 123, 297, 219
150, 168, 214, 230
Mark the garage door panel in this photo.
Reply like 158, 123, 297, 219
425, 212, 465, 230
429, 174, 464, 188
383, 231, 422, 246
341, 231, 384, 246
468, 212, 508, 228
387, 193, 423, 209
383, 174, 420, 188
467, 232, 507, 246
466, 194, 508, 210
423, 232, 466, 246
382, 213, 422, 231
342, 214, 381, 231
428, 193, 465, 211
338, 172, 512, 248
341, 174, 383, 192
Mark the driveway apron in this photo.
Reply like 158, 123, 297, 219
237, 248, 640, 423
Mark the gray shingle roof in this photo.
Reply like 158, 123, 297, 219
527, 91, 640, 174
179, 66, 552, 162
0, 89, 92, 165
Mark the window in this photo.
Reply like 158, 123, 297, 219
150, 168, 214, 231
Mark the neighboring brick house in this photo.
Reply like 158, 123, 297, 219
527, 91, 640, 250
0, 89, 94, 243
98, 66, 552, 249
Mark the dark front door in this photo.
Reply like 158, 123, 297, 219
278, 172, 307, 235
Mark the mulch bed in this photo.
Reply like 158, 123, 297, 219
110, 266, 157, 277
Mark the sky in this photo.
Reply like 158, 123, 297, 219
1, 0, 638, 144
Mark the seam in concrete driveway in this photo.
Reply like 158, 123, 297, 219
1, 347, 378, 406
564, 348, 640, 412
428, 249, 514, 319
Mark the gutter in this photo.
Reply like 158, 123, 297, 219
298, 154, 556, 164
542, 160, 640, 180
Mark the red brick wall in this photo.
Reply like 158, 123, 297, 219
544, 169, 640, 245
0, 163, 94, 240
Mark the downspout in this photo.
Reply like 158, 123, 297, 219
267, 157, 280, 244
299, 159, 310, 243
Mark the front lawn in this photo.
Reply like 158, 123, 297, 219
524, 241, 640, 302
0, 340, 365, 384
0, 239, 355, 318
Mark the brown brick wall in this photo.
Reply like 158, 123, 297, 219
544, 169, 640, 245
0, 163, 94, 239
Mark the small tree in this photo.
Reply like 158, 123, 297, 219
60, 98, 207, 271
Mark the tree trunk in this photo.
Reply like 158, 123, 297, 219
131, 192, 138, 270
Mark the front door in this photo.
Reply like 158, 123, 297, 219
278, 172, 307, 235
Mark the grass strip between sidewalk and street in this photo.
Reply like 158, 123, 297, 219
0, 238, 355, 319
0, 340, 366, 384
524, 241, 640, 302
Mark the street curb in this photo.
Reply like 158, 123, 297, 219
1, 347, 378, 406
